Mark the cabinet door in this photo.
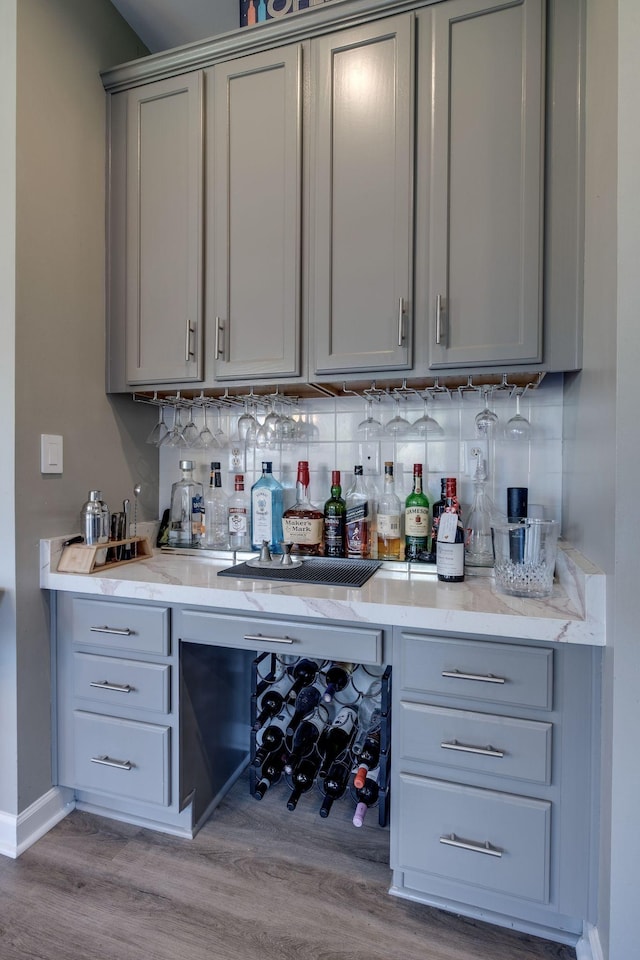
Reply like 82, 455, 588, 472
211, 46, 302, 380
310, 16, 413, 376
125, 74, 204, 384
421, 0, 544, 368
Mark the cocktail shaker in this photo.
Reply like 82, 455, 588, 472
80, 491, 110, 565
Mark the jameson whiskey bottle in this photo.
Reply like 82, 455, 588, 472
345, 466, 370, 558
282, 461, 324, 555
404, 464, 430, 561
323, 471, 346, 558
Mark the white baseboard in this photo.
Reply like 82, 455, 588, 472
0, 786, 75, 859
576, 923, 604, 960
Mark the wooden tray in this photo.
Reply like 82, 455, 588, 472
57, 536, 152, 574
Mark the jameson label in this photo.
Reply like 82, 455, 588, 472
405, 506, 429, 537
282, 516, 323, 545
377, 514, 400, 538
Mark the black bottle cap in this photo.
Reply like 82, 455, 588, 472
507, 487, 528, 521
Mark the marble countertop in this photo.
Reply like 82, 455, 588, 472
40, 530, 605, 646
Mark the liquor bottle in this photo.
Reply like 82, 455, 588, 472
353, 729, 381, 788
285, 683, 322, 737
282, 461, 324, 555
284, 708, 328, 774
252, 711, 290, 767
168, 460, 204, 547
404, 464, 430, 562
430, 477, 449, 560
377, 461, 402, 560
465, 458, 495, 567
352, 767, 380, 827
345, 466, 370, 558
436, 478, 465, 583
319, 760, 351, 818
287, 754, 321, 811
253, 672, 296, 731
321, 662, 355, 702
204, 462, 228, 549
317, 704, 357, 775
323, 471, 346, 558
254, 751, 287, 800
251, 461, 284, 553
228, 474, 250, 550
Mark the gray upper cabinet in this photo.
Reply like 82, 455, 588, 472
309, 16, 413, 377
123, 74, 204, 385
209, 45, 303, 382
416, 0, 545, 369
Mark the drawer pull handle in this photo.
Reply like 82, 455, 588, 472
90, 755, 133, 771
89, 625, 134, 637
441, 669, 506, 684
243, 633, 294, 645
441, 739, 504, 758
89, 680, 134, 694
440, 833, 502, 858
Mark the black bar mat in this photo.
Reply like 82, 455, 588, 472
217, 557, 382, 588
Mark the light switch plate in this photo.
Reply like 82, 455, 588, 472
41, 434, 63, 474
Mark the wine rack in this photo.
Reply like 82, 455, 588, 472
249, 653, 391, 827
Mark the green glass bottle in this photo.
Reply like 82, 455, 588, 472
404, 464, 430, 561
323, 470, 346, 558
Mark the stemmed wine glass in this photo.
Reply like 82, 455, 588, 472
161, 405, 187, 447
384, 396, 410, 437
357, 398, 383, 440
412, 396, 444, 437
146, 403, 169, 446
504, 390, 531, 441
236, 400, 258, 445
181, 406, 200, 447
475, 389, 499, 436
196, 404, 215, 448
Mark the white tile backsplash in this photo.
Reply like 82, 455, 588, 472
158, 374, 564, 526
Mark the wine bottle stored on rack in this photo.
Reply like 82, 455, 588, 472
253, 673, 295, 731
317, 704, 357, 776
287, 755, 321, 811
319, 760, 351, 818
352, 767, 380, 827
353, 728, 381, 789
285, 683, 323, 737
284, 707, 329, 774
321, 661, 355, 702
254, 751, 287, 801
252, 711, 291, 768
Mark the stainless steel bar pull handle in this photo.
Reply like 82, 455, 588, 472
89, 680, 133, 694
440, 833, 502, 858
435, 294, 445, 345
243, 633, 294, 645
440, 739, 504, 758
90, 755, 133, 771
185, 321, 195, 361
398, 297, 405, 346
89, 625, 133, 637
215, 317, 223, 360
441, 669, 506, 684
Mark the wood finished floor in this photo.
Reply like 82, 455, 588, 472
0, 772, 576, 960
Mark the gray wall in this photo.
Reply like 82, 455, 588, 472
0, 0, 158, 816
563, 1, 640, 958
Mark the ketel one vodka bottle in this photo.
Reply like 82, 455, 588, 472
282, 461, 324, 555
168, 460, 204, 547
345, 465, 371, 558
250, 461, 284, 554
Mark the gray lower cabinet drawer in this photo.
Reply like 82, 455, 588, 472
73, 711, 170, 806
399, 634, 553, 710
70, 598, 170, 655
177, 609, 383, 663
395, 773, 551, 904
73, 652, 170, 715
398, 701, 552, 785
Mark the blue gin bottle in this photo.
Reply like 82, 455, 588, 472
250, 461, 284, 553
